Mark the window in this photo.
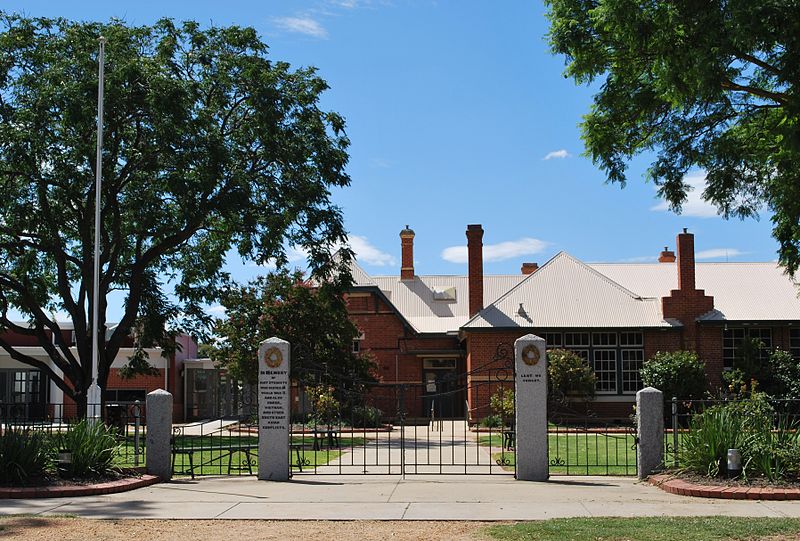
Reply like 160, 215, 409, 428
542, 333, 562, 350
723, 327, 773, 368
593, 349, 617, 393
555, 331, 645, 394
722, 328, 746, 369
621, 349, 644, 392
620, 332, 643, 347
791, 329, 800, 361
564, 332, 589, 363
352, 332, 365, 353
565, 332, 589, 347
0, 370, 46, 404
592, 332, 617, 347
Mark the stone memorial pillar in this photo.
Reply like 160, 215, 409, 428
636, 387, 664, 479
514, 334, 548, 481
258, 337, 291, 481
146, 389, 173, 480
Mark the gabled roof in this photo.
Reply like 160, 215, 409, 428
590, 262, 800, 322
368, 274, 526, 334
462, 252, 676, 330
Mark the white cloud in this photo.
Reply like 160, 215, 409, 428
349, 235, 396, 266
543, 149, 570, 160
441, 238, 548, 264
695, 248, 746, 260
650, 172, 720, 218
208, 305, 227, 315
274, 17, 328, 38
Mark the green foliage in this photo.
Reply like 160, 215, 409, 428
679, 402, 755, 477
349, 405, 383, 428
547, 348, 596, 402
0, 13, 351, 411
545, 1, 800, 275
680, 394, 800, 481
0, 427, 53, 485
210, 269, 375, 394
767, 348, 800, 399
55, 420, 120, 479
480, 414, 503, 429
308, 385, 340, 427
490, 387, 515, 426
640, 351, 708, 400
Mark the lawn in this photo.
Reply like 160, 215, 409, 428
479, 432, 638, 475
483, 516, 800, 541
166, 434, 367, 476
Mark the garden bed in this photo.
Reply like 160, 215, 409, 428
649, 473, 800, 500
0, 473, 160, 499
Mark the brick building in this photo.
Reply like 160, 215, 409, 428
345, 225, 800, 420
0, 326, 194, 421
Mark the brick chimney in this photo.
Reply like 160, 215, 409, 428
658, 246, 676, 263
521, 262, 538, 275
466, 224, 484, 317
400, 225, 415, 281
662, 229, 714, 350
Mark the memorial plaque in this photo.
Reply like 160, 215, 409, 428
258, 337, 290, 481
514, 334, 548, 481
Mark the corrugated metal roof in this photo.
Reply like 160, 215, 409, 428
346, 253, 800, 334
590, 262, 800, 322
368, 275, 525, 333
462, 252, 675, 329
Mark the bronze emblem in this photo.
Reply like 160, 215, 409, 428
263, 347, 283, 368
521, 344, 541, 366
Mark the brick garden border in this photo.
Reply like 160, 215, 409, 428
649, 474, 800, 500
0, 474, 160, 499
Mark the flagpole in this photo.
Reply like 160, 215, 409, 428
88, 36, 106, 423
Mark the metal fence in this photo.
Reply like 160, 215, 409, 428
664, 397, 800, 468
548, 405, 638, 476
0, 401, 146, 469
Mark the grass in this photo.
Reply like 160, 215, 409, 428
480, 432, 638, 475
483, 516, 800, 541
167, 435, 367, 476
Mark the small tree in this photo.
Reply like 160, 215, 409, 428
547, 348, 596, 404
210, 269, 376, 404
640, 351, 709, 400
489, 387, 515, 428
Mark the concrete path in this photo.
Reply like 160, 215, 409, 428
317, 420, 507, 475
3, 475, 800, 521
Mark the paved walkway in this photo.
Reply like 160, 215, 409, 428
319, 420, 506, 475
4, 475, 800, 520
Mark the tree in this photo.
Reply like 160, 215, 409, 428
0, 14, 352, 414
209, 270, 375, 397
546, 1, 800, 274
547, 348, 596, 404
640, 350, 709, 400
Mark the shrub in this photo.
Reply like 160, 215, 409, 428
679, 394, 800, 481
679, 402, 752, 477
547, 349, 596, 402
308, 385, 340, 427
350, 405, 383, 428
640, 350, 708, 400
480, 414, 503, 428
55, 420, 119, 479
489, 387, 515, 428
0, 427, 53, 485
766, 348, 800, 399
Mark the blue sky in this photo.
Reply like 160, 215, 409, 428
1, 1, 779, 299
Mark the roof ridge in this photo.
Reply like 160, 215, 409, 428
557, 252, 644, 300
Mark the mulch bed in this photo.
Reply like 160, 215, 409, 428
0, 473, 160, 499
649, 472, 800, 500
